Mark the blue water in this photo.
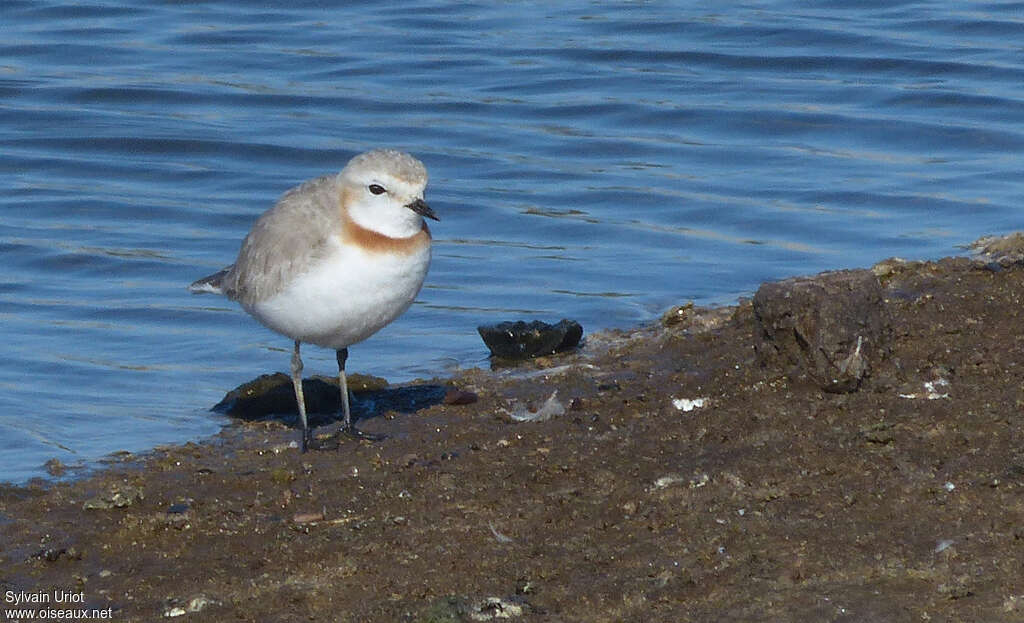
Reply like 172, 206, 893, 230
2, 1, 1023, 483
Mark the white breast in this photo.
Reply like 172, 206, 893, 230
245, 235, 431, 350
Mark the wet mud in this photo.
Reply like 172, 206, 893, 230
2, 235, 1024, 622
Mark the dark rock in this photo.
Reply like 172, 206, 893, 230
753, 269, 889, 393
443, 388, 478, 405
212, 373, 387, 420
212, 372, 447, 424
477, 319, 583, 360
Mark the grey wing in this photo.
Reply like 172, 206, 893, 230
221, 175, 339, 305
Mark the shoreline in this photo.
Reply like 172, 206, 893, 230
2, 233, 1024, 621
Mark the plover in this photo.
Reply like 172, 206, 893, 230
189, 149, 438, 451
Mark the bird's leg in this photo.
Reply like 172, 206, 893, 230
290, 340, 312, 452
337, 348, 385, 442
336, 347, 352, 430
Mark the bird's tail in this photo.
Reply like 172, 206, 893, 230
188, 266, 232, 294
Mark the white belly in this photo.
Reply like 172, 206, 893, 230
245, 237, 431, 350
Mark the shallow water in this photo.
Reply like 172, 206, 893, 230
2, 0, 1023, 483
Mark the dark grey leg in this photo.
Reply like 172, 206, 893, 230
336, 347, 385, 442
290, 340, 311, 452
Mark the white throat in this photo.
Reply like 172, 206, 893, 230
347, 197, 423, 239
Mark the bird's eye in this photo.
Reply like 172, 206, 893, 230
368, 184, 386, 195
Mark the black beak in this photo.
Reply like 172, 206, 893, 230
406, 198, 439, 221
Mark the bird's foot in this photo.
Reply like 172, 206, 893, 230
301, 427, 347, 452
339, 423, 387, 443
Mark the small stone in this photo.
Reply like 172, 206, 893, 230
470, 596, 525, 620
44, 458, 66, 477
861, 422, 895, 445
187, 595, 220, 613
871, 257, 911, 279
158, 510, 191, 530
652, 475, 685, 489
82, 499, 110, 511
661, 302, 695, 327
83, 483, 143, 510
33, 546, 80, 562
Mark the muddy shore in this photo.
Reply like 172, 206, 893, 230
2, 235, 1024, 622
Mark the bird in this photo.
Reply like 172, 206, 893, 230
189, 149, 438, 452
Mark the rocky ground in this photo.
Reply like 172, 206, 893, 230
2, 234, 1024, 622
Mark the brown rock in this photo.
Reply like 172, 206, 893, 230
753, 269, 889, 392
443, 388, 479, 405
